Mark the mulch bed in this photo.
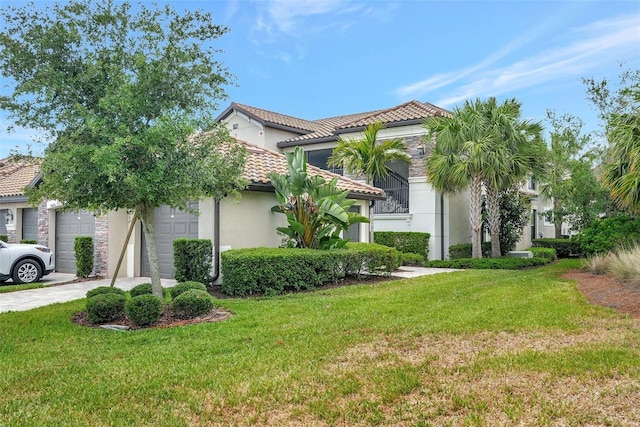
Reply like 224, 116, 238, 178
563, 270, 640, 319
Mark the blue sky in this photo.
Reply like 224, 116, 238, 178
1, 0, 639, 158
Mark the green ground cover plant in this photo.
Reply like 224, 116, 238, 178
0, 282, 45, 293
1, 260, 638, 426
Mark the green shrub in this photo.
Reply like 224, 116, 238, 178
221, 244, 402, 296
528, 247, 557, 261
531, 238, 580, 258
86, 286, 126, 299
130, 282, 153, 298
0, 235, 7, 242
401, 252, 425, 266
425, 257, 550, 269
575, 215, 640, 255
169, 281, 207, 299
448, 242, 492, 259
20, 239, 37, 244
74, 236, 94, 277
173, 238, 213, 284
125, 294, 163, 326
172, 289, 214, 318
86, 293, 126, 323
374, 231, 430, 258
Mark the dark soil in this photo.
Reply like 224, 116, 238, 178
563, 270, 640, 319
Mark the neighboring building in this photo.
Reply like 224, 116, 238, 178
218, 101, 473, 259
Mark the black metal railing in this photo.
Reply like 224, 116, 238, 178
372, 170, 409, 214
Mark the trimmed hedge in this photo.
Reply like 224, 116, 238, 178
531, 238, 580, 258
172, 289, 214, 318
575, 215, 640, 255
401, 253, 426, 266
74, 236, 94, 277
425, 256, 550, 270
130, 282, 153, 298
169, 281, 207, 299
448, 242, 492, 259
528, 247, 557, 261
86, 286, 126, 299
173, 238, 212, 284
20, 239, 37, 244
0, 235, 7, 242
374, 231, 430, 258
86, 293, 126, 323
221, 243, 402, 296
125, 294, 163, 326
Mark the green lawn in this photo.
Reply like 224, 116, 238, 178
0, 282, 45, 293
1, 259, 638, 426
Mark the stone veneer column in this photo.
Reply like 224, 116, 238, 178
37, 201, 49, 247
94, 214, 109, 277
5, 223, 16, 243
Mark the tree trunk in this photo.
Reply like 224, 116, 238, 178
367, 178, 375, 243
469, 175, 483, 259
485, 182, 502, 258
139, 204, 163, 299
553, 199, 562, 238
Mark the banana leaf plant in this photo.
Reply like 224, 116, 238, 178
269, 147, 369, 249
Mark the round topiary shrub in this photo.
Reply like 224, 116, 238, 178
130, 282, 153, 298
86, 293, 126, 324
86, 286, 125, 299
172, 289, 214, 319
125, 294, 164, 326
169, 281, 207, 299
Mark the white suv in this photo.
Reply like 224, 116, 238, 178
0, 241, 55, 284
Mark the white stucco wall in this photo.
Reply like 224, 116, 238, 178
223, 111, 301, 152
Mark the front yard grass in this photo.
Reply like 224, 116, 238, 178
0, 282, 44, 293
1, 259, 638, 426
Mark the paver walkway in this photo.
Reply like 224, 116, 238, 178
0, 267, 460, 313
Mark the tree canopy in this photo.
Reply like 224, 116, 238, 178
0, 0, 247, 296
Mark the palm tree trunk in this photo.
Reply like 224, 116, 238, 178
553, 199, 562, 238
139, 203, 163, 299
469, 175, 483, 259
485, 182, 502, 258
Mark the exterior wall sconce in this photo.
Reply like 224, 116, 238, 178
417, 146, 425, 157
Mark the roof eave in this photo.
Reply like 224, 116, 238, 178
246, 181, 384, 201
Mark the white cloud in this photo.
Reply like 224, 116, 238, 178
396, 13, 640, 108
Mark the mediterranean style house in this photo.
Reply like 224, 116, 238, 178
217, 101, 473, 259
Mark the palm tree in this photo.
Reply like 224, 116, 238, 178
479, 98, 544, 258
424, 98, 543, 259
423, 102, 486, 258
601, 109, 640, 214
328, 122, 411, 242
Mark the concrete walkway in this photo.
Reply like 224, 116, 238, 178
0, 266, 460, 313
0, 274, 176, 313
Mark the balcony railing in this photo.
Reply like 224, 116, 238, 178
372, 170, 409, 214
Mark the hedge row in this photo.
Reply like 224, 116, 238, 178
575, 215, 640, 255
448, 242, 492, 259
220, 243, 402, 296
531, 238, 580, 258
374, 231, 430, 258
173, 238, 213, 284
0, 235, 7, 242
425, 256, 550, 270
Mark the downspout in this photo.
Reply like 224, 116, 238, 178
440, 193, 445, 260
211, 200, 221, 283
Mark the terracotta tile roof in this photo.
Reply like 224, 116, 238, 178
233, 139, 385, 200
0, 158, 41, 198
226, 102, 322, 133
218, 100, 450, 147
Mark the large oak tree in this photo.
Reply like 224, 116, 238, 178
0, 1, 247, 297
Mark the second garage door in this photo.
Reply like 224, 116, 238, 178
55, 210, 95, 274
141, 202, 199, 279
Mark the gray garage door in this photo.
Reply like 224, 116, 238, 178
22, 208, 38, 241
0, 209, 7, 236
55, 210, 95, 274
141, 202, 199, 279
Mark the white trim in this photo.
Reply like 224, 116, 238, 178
543, 208, 553, 226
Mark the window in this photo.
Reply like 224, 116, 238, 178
306, 149, 343, 175
527, 177, 536, 191
543, 209, 553, 226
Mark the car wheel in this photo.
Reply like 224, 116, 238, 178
12, 259, 42, 284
